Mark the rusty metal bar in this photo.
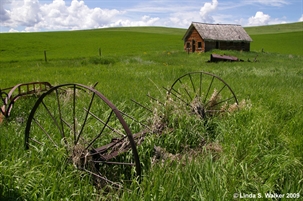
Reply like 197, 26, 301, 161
0, 82, 52, 118
131, 99, 153, 113
210, 54, 239, 62
146, 94, 164, 106
118, 109, 151, 130
92, 128, 151, 161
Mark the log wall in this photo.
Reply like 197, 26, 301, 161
184, 27, 251, 53
183, 28, 205, 53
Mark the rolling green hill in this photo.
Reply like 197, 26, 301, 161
249, 31, 303, 55
0, 22, 302, 63
245, 22, 303, 35
0, 27, 185, 62
245, 22, 303, 55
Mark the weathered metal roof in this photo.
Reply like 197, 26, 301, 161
183, 22, 253, 42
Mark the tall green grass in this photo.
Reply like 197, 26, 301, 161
1, 24, 303, 200
246, 22, 303, 55
250, 32, 303, 55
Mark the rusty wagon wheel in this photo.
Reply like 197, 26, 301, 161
167, 71, 238, 119
25, 83, 141, 189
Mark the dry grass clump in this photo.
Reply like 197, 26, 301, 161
208, 89, 221, 109
0, 104, 6, 123
148, 95, 181, 133
71, 143, 112, 188
237, 99, 252, 110
148, 89, 252, 134
0, 112, 3, 124
220, 98, 251, 114
190, 89, 253, 119
61, 88, 81, 104
152, 142, 223, 166
150, 107, 166, 133
190, 96, 205, 118
72, 143, 91, 170
190, 89, 237, 118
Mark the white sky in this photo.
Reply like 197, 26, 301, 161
0, 0, 302, 32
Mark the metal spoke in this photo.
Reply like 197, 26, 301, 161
41, 100, 64, 140
83, 168, 123, 189
205, 96, 237, 108
204, 76, 215, 104
93, 160, 135, 166
131, 99, 152, 113
28, 137, 44, 146
199, 72, 202, 98
23, 82, 159, 188
119, 110, 151, 130
73, 85, 76, 144
168, 71, 238, 121
84, 108, 126, 137
55, 88, 65, 140
189, 73, 196, 93
85, 110, 114, 150
88, 136, 128, 157
32, 117, 58, 148
165, 87, 188, 105
147, 94, 164, 106
76, 92, 96, 144
178, 78, 192, 102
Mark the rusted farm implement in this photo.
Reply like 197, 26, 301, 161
2, 72, 238, 188
1, 82, 52, 118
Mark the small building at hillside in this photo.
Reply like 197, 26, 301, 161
183, 22, 252, 53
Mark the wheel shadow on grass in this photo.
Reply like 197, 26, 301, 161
0, 185, 24, 201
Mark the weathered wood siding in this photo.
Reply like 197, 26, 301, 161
183, 28, 205, 52
205, 41, 216, 52
183, 23, 252, 53
187, 40, 250, 52
218, 41, 250, 51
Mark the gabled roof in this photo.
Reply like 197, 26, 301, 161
183, 22, 253, 42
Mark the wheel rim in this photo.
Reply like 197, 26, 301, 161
25, 83, 141, 188
168, 71, 238, 119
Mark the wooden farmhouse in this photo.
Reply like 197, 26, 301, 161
183, 22, 252, 53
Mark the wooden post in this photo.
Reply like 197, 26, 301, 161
44, 50, 47, 62
99, 48, 101, 57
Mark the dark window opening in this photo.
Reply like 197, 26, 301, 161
198, 42, 202, 49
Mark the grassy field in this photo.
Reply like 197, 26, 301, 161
245, 22, 303, 55
1, 22, 303, 200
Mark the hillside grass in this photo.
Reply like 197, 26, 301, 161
245, 22, 303, 35
1, 24, 303, 200
245, 22, 303, 55
0, 27, 185, 63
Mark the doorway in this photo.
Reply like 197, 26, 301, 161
192, 40, 196, 52
216, 41, 219, 49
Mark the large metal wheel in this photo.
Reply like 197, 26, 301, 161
167, 71, 238, 119
25, 83, 141, 189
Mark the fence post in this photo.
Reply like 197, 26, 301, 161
44, 50, 47, 62
99, 48, 101, 57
